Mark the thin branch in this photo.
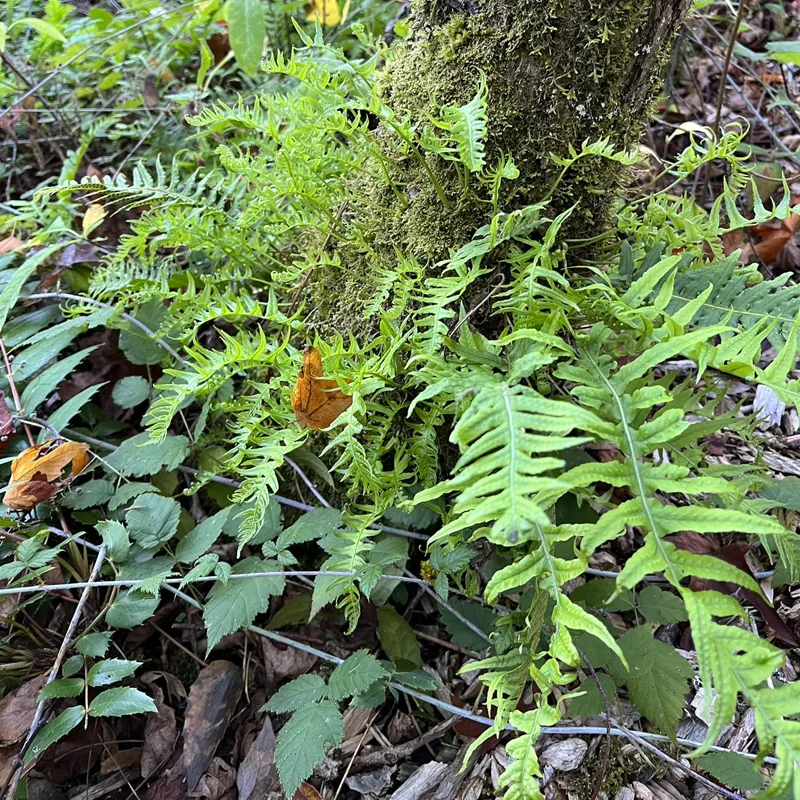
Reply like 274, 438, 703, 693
285, 456, 332, 509
1, 337, 34, 446
23, 416, 430, 542
162, 584, 779, 765
27, 293, 189, 368
2, 545, 107, 799
609, 717, 748, 800
0, 570, 426, 597
404, 567, 492, 646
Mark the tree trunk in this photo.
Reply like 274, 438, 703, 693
361, 0, 692, 263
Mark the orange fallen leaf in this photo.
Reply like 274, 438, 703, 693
295, 783, 323, 800
291, 347, 352, 430
4, 439, 90, 511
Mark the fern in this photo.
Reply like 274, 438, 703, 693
668, 253, 800, 348
421, 75, 488, 173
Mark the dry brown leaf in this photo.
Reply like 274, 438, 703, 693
207, 31, 230, 65
0, 392, 16, 455
4, 439, 90, 511
237, 717, 279, 800
182, 661, 243, 793
0, 674, 47, 745
140, 677, 178, 779
0, 235, 24, 255
295, 783, 323, 800
291, 346, 352, 430
193, 757, 236, 800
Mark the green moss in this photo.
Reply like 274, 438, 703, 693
567, 739, 672, 797
359, 0, 686, 265
308, 0, 689, 336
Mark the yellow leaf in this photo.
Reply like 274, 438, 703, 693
291, 347, 351, 430
305, 0, 340, 26
82, 204, 106, 237
5, 439, 90, 511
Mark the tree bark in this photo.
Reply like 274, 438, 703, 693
361, 0, 692, 263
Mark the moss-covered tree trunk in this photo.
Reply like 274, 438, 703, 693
365, 0, 691, 263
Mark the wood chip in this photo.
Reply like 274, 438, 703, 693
389, 762, 449, 800
540, 739, 588, 771
763, 453, 800, 477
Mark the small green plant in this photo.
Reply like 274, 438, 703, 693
27, 632, 155, 763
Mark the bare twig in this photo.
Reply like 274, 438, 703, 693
1, 337, 34, 446
404, 567, 493, 646
285, 456, 331, 509
711, 0, 747, 139
609, 717, 748, 800
2, 544, 107, 799
22, 415, 430, 542
27, 293, 189, 368
162, 584, 779, 765
0, 570, 426, 597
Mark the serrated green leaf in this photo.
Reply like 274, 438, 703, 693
179, 553, 219, 587
106, 589, 159, 629
203, 557, 284, 652
697, 752, 763, 791
118, 300, 172, 365
273, 701, 343, 798
105, 433, 189, 478
97, 520, 131, 562
62, 655, 84, 677
265, 675, 327, 713
118, 556, 174, 595
351, 680, 387, 708
25, 706, 85, 764
328, 650, 389, 700
42, 383, 105, 438
108, 482, 159, 511
126, 494, 180, 550
76, 631, 112, 658
87, 658, 141, 687
60, 479, 114, 510
569, 579, 635, 612
0, 243, 66, 332
567, 673, 617, 719
277, 508, 342, 548
617, 626, 693, 735
12, 328, 77, 383
112, 376, 151, 409
89, 687, 156, 717
637, 586, 687, 624
761, 477, 800, 512
38, 678, 84, 700
176, 507, 234, 564
389, 668, 437, 692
